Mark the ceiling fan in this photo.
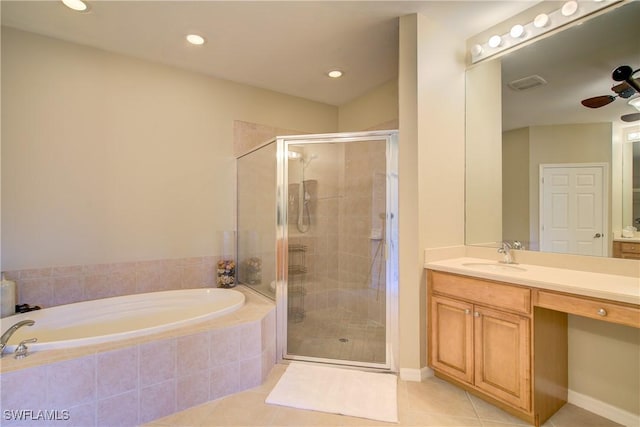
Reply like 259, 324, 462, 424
581, 65, 640, 123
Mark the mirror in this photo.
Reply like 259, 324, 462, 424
465, 1, 640, 257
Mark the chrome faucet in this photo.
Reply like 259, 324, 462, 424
497, 241, 514, 264
0, 319, 35, 357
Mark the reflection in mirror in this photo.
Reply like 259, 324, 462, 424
465, 1, 640, 258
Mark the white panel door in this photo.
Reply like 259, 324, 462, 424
540, 164, 606, 256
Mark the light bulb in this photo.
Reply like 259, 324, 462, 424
534, 13, 550, 28
488, 35, 502, 48
470, 44, 483, 56
510, 24, 525, 38
561, 1, 578, 16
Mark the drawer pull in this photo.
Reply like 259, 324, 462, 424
597, 308, 607, 317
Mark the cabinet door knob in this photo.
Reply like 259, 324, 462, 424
464, 309, 471, 315
597, 308, 607, 317
474, 311, 481, 317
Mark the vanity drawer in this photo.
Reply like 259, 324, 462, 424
536, 291, 640, 328
619, 242, 640, 254
430, 271, 531, 314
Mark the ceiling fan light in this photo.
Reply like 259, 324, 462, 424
629, 97, 640, 112
533, 13, 550, 28
510, 24, 525, 38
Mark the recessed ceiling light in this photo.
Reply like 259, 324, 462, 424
186, 34, 206, 45
61, 0, 89, 12
327, 70, 343, 78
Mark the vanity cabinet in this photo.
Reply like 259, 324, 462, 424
612, 240, 640, 259
427, 270, 566, 426
429, 271, 531, 412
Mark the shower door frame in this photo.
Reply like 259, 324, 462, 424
275, 130, 399, 372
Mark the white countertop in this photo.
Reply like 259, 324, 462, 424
425, 257, 640, 305
614, 237, 640, 243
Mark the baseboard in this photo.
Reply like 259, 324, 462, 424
399, 367, 434, 382
568, 389, 640, 427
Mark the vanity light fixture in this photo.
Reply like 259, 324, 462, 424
327, 70, 343, 78
186, 34, 206, 45
510, 24, 525, 39
61, 0, 89, 12
469, 0, 619, 64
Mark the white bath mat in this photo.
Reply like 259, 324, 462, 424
265, 362, 398, 423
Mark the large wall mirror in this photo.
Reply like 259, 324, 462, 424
465, 1, 640, 258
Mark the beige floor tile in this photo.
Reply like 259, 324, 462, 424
545, 404, 624, 427
404, 377, 478, 419
207, 391, 279, 426
400, 411, 482, 426
144, 365, 625, 427
467, 394, 529, 426
268, 406, 364, 426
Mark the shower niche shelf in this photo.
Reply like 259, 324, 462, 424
288, 244, 308, 322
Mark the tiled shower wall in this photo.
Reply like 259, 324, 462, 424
3, 257, 218, 309
288, 139, 387, 326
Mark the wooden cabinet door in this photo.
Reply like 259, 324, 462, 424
430, 295, 474, 384
474, 306, 531, 411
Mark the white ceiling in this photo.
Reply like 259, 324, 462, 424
1, 0, 536, 106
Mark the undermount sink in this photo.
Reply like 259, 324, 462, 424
461, 262, 526, 272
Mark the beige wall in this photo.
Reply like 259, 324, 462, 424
1, 27, 337, 271
398, 13, 466, 374
338, 79, 398, 132
465, 60, 503, 246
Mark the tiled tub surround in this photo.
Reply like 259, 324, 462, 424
0, 287, 276, 426
2, 256, 219, 309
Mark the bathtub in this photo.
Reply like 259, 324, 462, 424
0, 288, 245, 351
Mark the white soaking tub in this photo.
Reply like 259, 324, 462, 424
0, 288, 245, 351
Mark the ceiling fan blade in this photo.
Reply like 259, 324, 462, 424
581, 95, 616, 108
612, 81, 636, 98
621, 112, 640, 122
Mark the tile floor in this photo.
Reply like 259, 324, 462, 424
145, 364, 623, 427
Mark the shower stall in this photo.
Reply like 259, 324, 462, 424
237, 130, 398, 371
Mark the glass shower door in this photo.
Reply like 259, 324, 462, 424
278, 131, 398, 370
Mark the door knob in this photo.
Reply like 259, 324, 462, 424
594, 233, 602, 238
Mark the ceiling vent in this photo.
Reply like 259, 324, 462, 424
508, 75, 547, 91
